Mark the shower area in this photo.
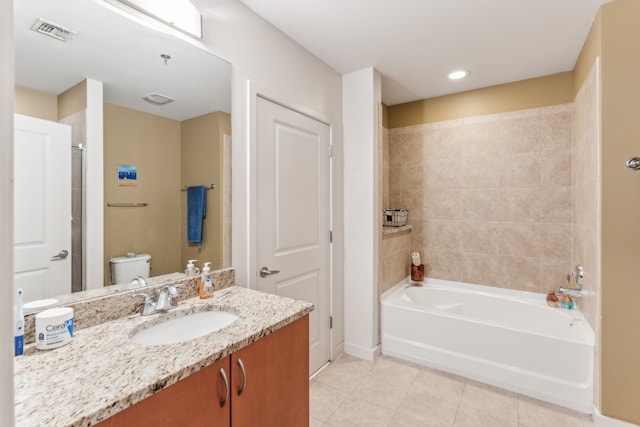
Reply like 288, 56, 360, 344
61, 110, 87, 294
378, 61, 601, 408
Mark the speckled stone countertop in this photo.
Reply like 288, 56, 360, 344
14, 286, 313, 427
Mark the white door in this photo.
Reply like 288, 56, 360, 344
256, 97, 331, 375
14, 114, 72, 303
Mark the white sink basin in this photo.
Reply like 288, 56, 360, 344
130, 310, 239, 346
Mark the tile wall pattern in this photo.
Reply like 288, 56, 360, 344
572, 62, 599, 332
573, 60, 600, 405
379, 227, 412, 295
388, 104, 575, 295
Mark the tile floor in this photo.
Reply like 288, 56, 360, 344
310, 354, 594, 427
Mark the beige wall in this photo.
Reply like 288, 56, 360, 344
14, 86, 57, 121
388, 72, 574, 129
58, 80, 87, 120
103, 103, 182, 283
180, 111, 230, 271
598, 0, 640, 423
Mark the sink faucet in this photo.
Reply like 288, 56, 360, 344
155, 285, 180, 312
131, 276, 148, 287
132, 285, 180, 316
132, 292, 157, 315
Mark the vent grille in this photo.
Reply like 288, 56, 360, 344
31, 18, 75, 42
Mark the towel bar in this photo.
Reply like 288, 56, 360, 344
181, 184, 215, 191
106, 202, 149, 207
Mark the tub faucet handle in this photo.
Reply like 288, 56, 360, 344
567, 264, 584, 288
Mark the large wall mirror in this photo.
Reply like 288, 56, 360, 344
14, 0, 231, 306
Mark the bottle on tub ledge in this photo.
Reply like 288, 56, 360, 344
199, 262, 214, 299
410, 251, 424, 283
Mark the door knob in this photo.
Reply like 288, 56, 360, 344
259, 266, 280, 278
50, 250, 69, 261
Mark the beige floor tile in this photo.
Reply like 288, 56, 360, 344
580, 414, 595, 427
351, 356, 420, 410
310, 379, 349, 421
388, 367, 465, 426
453, 381, 518, 427
390, 393, 460, 427
310, 416, 328, 427
327, 396, 395, 427
518, 395, 587, 427
314, 353, 375, 393
411, 367, 466, 399
310, 355, 593, 427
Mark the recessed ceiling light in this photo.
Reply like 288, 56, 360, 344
448, 70, 469, 80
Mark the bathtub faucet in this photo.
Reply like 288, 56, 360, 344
558, 287, 582, 298
559, 265, 584, 298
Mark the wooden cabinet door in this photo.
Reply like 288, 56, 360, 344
231, 315, 309, 427
97, 357, 231, 427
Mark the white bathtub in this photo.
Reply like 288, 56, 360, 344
381, 278, 594, 413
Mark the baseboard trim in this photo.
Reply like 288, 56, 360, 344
593, 404, 639, 427
344, 342, 379, 361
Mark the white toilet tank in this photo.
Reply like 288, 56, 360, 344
109, 253, 151, 284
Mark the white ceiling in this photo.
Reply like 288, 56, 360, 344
239, 0, 613, 106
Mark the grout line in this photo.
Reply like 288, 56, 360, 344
451, 379, 468, 426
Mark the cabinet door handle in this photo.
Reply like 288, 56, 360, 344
237, 358, 246, 396
219, 368, 229, 408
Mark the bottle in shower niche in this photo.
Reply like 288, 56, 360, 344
199, 262, 214, 299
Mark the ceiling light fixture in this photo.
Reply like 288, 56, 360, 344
448, 70, 469, 80
142, 93, 174, 105
105, 0, 202, 38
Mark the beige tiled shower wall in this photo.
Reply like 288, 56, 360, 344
573, 61, 599, 334
388, 104, 574, 294
379, 227, 412, 295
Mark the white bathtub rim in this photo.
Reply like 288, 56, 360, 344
382, 277, 595, 345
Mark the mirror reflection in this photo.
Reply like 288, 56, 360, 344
14, 0, 231, 305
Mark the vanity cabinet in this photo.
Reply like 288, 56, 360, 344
96, 315, 309, 427
231, 314, 309, 426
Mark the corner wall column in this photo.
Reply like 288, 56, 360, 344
343, 67, 381, 360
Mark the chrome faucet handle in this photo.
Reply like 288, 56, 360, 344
566, 264, 584, 288
165, 285, 179, 307
131, 276, 148, 287
132, 293, 156, 315
155, 285, 180, 312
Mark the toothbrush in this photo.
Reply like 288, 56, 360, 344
15, 288, 24, 356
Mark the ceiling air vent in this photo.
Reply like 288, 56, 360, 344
31, 18, 75, 42
142, 93, 174, 105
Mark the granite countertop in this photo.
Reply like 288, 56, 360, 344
14, 286, 314, 427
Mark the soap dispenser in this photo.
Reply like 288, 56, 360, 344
185, 259, 198, 277
199, 262, 214, 299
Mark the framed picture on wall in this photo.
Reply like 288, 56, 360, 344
117, 164, 137, 186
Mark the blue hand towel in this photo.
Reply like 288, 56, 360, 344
187, 186, 206, 248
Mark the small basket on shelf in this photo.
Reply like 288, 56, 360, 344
382, 209, 408, 227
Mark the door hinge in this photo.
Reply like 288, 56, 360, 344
329, 230, 333, 243
329, 316, 333, 329
328, 144, 333, 157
